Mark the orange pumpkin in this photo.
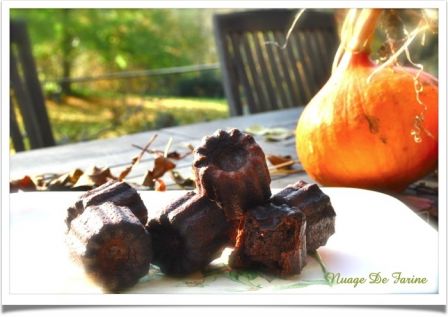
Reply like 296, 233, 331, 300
295, 10, 438, 191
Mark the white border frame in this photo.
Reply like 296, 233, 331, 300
1, 0, 446, 306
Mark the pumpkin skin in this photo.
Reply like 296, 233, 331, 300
296, 52, 438, 191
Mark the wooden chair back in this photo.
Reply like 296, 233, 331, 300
10, 19, 55, 151
213, 9, 339, 116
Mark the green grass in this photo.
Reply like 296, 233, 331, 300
10, 95, 229, 154
46, 95, 229, 144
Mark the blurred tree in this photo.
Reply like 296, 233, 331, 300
10, 9, 217, 94
61, 9, 75, 94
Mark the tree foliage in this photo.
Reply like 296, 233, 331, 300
10, 9, 217, 83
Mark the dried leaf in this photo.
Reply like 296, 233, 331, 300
118, 165, 133, 181
131, 155, 139, 165
119, 135, 159, 182
34, 175, 47, 188
10, 175, 37, 192
90, 166, 117, 184
142, 170, 155, 188
245, 124, 267, 135
245, 124, 293, 142
170, 170, 196, 189
141, 153, 176, 189
47, 174, 73, 190
167, 143, 195, 160
167, 151, 181, 160
11, 134, 187, 192
267, 154, 294, 170
152, 155, 176, 179
263, 128, 294, 142
155, 179, 166, 192
74, 166, 116, 189
69, 168, 84, 184
46, 168, 84, 190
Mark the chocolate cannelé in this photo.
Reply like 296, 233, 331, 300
146, 191, 231, 276
66, 180, 148, 230
193, 129, 271, 221
65, 202, 152, 292
229, 203, 307, 276
271, 180, 336, 252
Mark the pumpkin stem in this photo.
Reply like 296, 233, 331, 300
348, 9, 383, 52
332, 9, 383, 73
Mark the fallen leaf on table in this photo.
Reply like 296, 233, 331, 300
47, 168, 84, 190
166, 151, 181, 160
244, 124, 266, 135
118, 165, 133, 181
69, 168, 84, 184
267, 154, 294, 170
10, 135, 187, 192
74, 166, 116, 189
155, 179, 166, 192
142, 155, 176, 189
118, 134, 158, 181
245, 124, 294, 142
142, 170, 155, 188
167, 143, 195, 160
34, 175, 47, 188
263, 128, 294, 142
10, 175, 37, 192
170, 170, 196, 189
266, 154, 304, 176
153, 155, 176, 179
131, 155, 139, 165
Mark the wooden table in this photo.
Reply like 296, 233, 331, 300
10, 107, 438, 227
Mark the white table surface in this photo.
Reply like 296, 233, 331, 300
8, 188, 438, 296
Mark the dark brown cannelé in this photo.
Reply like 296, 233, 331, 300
66, 180, 148, 230
65, 202, 152, 292
271, 180, 336, 252
146, 191, 231, 276
228, 203, 307, 276
193, 129, 271, 221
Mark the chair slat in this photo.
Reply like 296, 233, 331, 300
273, 32, 297, 108
258, 33, 287, 111
284, 33, 308, 106
10, 97, 26, 152
10, 19, 55, 150
305, 31, 328, 91
214, 21, 243, 116
289, 33, 313, 102
263, 32, 291, 110
294, 32, 320, 99
241, 33, 269, 113
252, 32, 279, 111
10, 51, 44, 149
229, 33, 257, 114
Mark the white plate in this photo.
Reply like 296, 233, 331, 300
8, 188, 438, 294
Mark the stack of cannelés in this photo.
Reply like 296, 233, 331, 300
65, 129, 336, 292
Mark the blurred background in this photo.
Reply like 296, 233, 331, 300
10, 8, 438, 152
